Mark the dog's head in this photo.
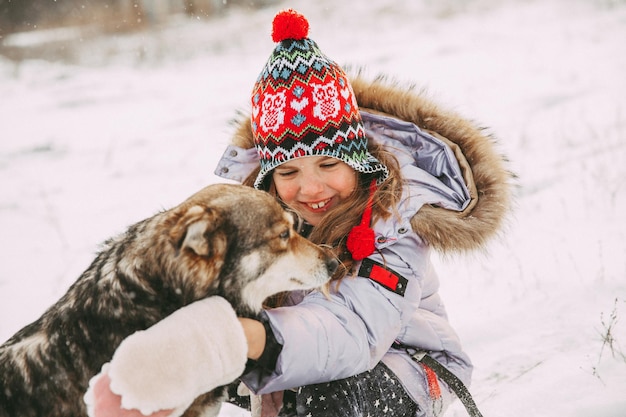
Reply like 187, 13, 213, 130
165, 184, 337, 314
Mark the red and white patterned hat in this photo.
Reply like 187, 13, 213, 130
251, 9, 389, 189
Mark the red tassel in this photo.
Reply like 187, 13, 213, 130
272, 9, 309, 42
346, 180, 377, 261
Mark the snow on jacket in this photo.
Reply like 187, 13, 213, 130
214, 75, 512, 416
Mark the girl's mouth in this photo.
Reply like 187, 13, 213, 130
306, 198, 331, 211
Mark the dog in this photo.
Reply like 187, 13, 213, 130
0, 183, 337, 417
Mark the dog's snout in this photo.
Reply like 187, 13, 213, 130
325, 257, 339, 275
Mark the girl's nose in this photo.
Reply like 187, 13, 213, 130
299, 174, 324, 196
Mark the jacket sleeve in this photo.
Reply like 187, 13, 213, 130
240, 235, 424, 395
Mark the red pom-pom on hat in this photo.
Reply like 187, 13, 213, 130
346, 180, 378, 261
272, 9, 309, 42
346, 224, 376, 261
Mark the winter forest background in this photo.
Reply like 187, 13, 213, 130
1, 0, 625, 416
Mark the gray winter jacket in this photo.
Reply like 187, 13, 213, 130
214, 76, 512, 416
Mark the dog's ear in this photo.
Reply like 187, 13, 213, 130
181, 219, 213, 256
170, 205, 224, 257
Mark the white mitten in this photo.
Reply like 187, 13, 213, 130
92, 296, 248, 416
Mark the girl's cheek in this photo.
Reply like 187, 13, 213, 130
274, 180, 298, 203
330, 173, 357, 199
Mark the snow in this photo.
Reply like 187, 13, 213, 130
1, 0, 625, 416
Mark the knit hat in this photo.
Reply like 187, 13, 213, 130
251, 9, 389, 190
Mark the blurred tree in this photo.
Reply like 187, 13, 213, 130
0, 0, 280, 37
0, 0, 43, 35
0, 0, 146, 36
183, 0, 225, 18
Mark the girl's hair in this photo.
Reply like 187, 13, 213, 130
242, 141, 403, 285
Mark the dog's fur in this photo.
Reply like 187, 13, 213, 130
0, 183, 337, 417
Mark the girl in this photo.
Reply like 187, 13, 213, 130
87, 9, 511, 417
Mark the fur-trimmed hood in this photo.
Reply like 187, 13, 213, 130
219, 75, 512, 253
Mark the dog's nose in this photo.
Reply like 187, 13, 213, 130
326, 257, 339, 275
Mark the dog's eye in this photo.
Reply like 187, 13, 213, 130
279, 229, 290, 240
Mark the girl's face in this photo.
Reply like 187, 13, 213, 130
272, 156, 357, 226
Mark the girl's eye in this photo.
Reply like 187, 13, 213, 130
321, 161, 338, 169
276, 170, 296, 177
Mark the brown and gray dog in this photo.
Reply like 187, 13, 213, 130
0, 183, 337, 417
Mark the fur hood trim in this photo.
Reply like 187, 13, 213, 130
228, 74, 513, 253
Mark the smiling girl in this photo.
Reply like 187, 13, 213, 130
209, 10, 507, 417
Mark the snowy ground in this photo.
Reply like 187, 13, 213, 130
1, 0, 625, 416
